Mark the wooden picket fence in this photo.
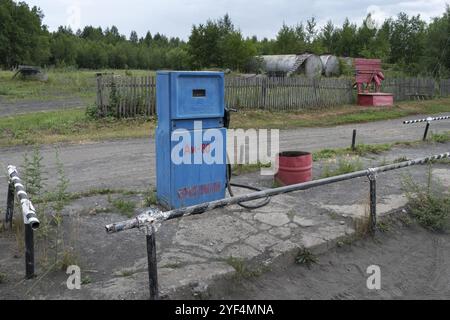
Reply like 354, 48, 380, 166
440, 79, 450, 97
96, 75, 448, 118
96, 75, 353, 117
96, 75, 156, 118
225, 77, 353, 111
381, 77, 436, 101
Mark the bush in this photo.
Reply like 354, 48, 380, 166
85, 104, 99, 119
409, 195, 450, 232
321, 156, 364, 178
430, 131, 450, 144
403, 166, 450, 232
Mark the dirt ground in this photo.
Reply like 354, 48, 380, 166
0, 142, 448, 300
215, 220, 450, 300
0, 110, 448, 300
0, 97, 85, 117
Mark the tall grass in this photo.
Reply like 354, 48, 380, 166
403, 166, 450, 232
321, 156, 364, 178
20, 146, 79, 269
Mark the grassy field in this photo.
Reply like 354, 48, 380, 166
0, 98, 449, 147
0, 109, 155, 146
231, 98, 450, 128
0, 69, 154, 102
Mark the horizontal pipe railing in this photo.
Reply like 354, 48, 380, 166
106, 152, 450, 234
403, 115, 450, 124
5, 165, 40, 279
7, 166, 40, 230
105, 152, 449, 300
403, 114, 449, 141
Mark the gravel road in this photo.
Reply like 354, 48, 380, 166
0, 98, 85, 117
1, 113, 448, 197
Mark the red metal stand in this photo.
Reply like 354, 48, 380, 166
357, 93, 394, 107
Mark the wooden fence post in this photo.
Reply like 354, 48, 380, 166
261, 78, 268, 110
96, 75, 103, 117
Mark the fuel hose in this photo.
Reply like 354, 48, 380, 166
227, 163, 271, 210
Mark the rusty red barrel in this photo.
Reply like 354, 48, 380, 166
275, 151, 313, 186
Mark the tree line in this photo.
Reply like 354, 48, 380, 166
1, 0, 449, 77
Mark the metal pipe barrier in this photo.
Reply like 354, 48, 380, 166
403, 116, 450, 125
105, 152, 449, 300
5, 165, 40, 279
403, 116, 450, 141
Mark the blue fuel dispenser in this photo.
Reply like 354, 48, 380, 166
156, 71, 228, 209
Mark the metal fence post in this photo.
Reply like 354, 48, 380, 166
5, 182, 15, 229
25, 224, 35, 279
146, 226, 159, 300
368, 169, 377, 235
423, 122, 431, 141
352, 129, 357, 151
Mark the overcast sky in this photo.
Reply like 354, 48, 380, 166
26, 0, 449, 40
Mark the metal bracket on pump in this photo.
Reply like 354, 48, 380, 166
224, 106, 237, 129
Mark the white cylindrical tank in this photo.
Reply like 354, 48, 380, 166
260, 55, 299, 73
320, 55, 341, 77
303, 54, 323, 78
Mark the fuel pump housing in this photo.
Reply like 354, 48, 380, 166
156, 71, 227, 210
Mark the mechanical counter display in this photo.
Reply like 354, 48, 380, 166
156, 71, 227, 210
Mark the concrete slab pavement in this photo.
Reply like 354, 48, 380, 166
1, 142, 447, 299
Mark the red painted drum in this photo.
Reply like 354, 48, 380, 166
275, 151, 313, 186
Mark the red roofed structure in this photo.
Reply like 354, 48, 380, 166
354, 58, 394, 106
